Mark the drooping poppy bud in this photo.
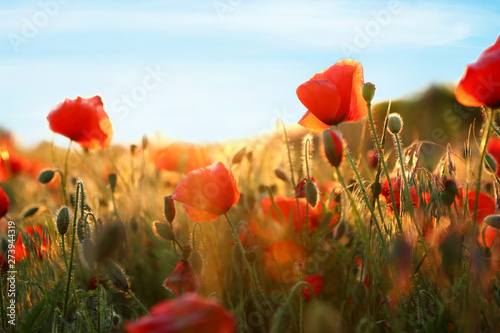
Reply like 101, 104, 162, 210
153, 221, 176, 241
38, 169, 55, 184
322, 130, 344, 168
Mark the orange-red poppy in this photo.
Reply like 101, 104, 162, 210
154, 142, 213, 173
487, 137, 500, 177
47, 96, 113, 151
380, 177, 421, 214
260, 196, 321, 232
125, 294, 236, 333
0, 187, 9, 219
162, 260, 201, 296
467, 190, 496, 225
172, 162, 239, 222
302, 275, 325, 302
481, 226, 498, 248
297, 59, 368, 131
455, 35, 500, 108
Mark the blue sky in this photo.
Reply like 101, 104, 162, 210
1, 0, 499, 147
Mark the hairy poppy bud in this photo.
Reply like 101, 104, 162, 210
322, 129, 344, 168
362, 82, 376, 103
153, 221, 176, 241
163, 195, 176, 223
484, 215, 500, 230
108, 173, 117, 192
305, 179, 318, 207
275, 169, 289, 183
387, 113, 403, 134
38, 169, 55, 184
105, 260, 130, 292
56, 206, 70, 235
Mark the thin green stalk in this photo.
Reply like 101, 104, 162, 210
344, 149, 390, 261
286, 281, 313, 333
61, 140, 73, 206
0, 273, 5, 331
61, 235, 68, 271
225, 213, 268, 332
304, 138, 312, 238
62, 181, 83, 327
367, 102, 403, 233
127, 290, 149, 315
473, 107, 496, 222
281, 121, 304, 243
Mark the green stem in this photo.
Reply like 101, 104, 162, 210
473, 107, 496, 222
62, 181, 83, 327
61, 235, 68, 271
225, 213, 269, 331
127, 290, 149, 315
367, 102, 403, 233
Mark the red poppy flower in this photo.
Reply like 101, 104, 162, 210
125, 294, 236, 333
264, 240, 305, 281
0, 187, 9, 219
260, 196, 321, 232
15, 225, 50, 262
154, 142, 214, 173
302, 275, 325, 302
297, 59, 368, 131
162, 260, 201, 296
455, 35, 500, 108
467, 190, 496, 225
47, 96, 113, 151
380, 177, 420, 214
172, 162, 239, 223
487, 137, 500, 177
481, 226, 498, 248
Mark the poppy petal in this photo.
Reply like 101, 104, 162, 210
298, 111, 331, 132
297, 79, 341, 125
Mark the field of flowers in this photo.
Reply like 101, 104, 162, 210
1, 35, 500, 332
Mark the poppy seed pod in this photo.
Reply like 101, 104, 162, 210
322, 129, 344, 168
362, 82, 376, 103
163, 195, 176, 223
387, 113, 403, 134
56, 206, 70, 235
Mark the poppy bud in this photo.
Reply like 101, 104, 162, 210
485, 153, 498, 174
38, 169, 55, 184
22, 206, 39, 219
232, 147, 247, 165
95, 221, 125, 263
484, 215, 500, 230
305, 179, 318, 207
190, 250, 203, 276
275, 169, 289, 183
108, 173, 117, 192
245, 248, 256, 263
322, 129, 344, 168
362, 82, 376, 103
56, 206, 70, 235
142, 135, 149, 150
182, 244, 192, 260
153, 221, 176, 241
163, 195, 176, 223
105, 260, 130, 292
387, 114, 403, 134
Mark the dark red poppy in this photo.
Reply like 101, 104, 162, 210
260, 196, 321, 232
455, 35, 500, 108
154, 142, 214, 173
487, 137, 500, 177
467, 190, 496, 225
302, 275, 325, 301
0, 187, 9, 219
172, 162, 239, 223
125, 294, 236, 333
297, 59, 368, 131
47, 96, 113, 151
162, 260, 201, 296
